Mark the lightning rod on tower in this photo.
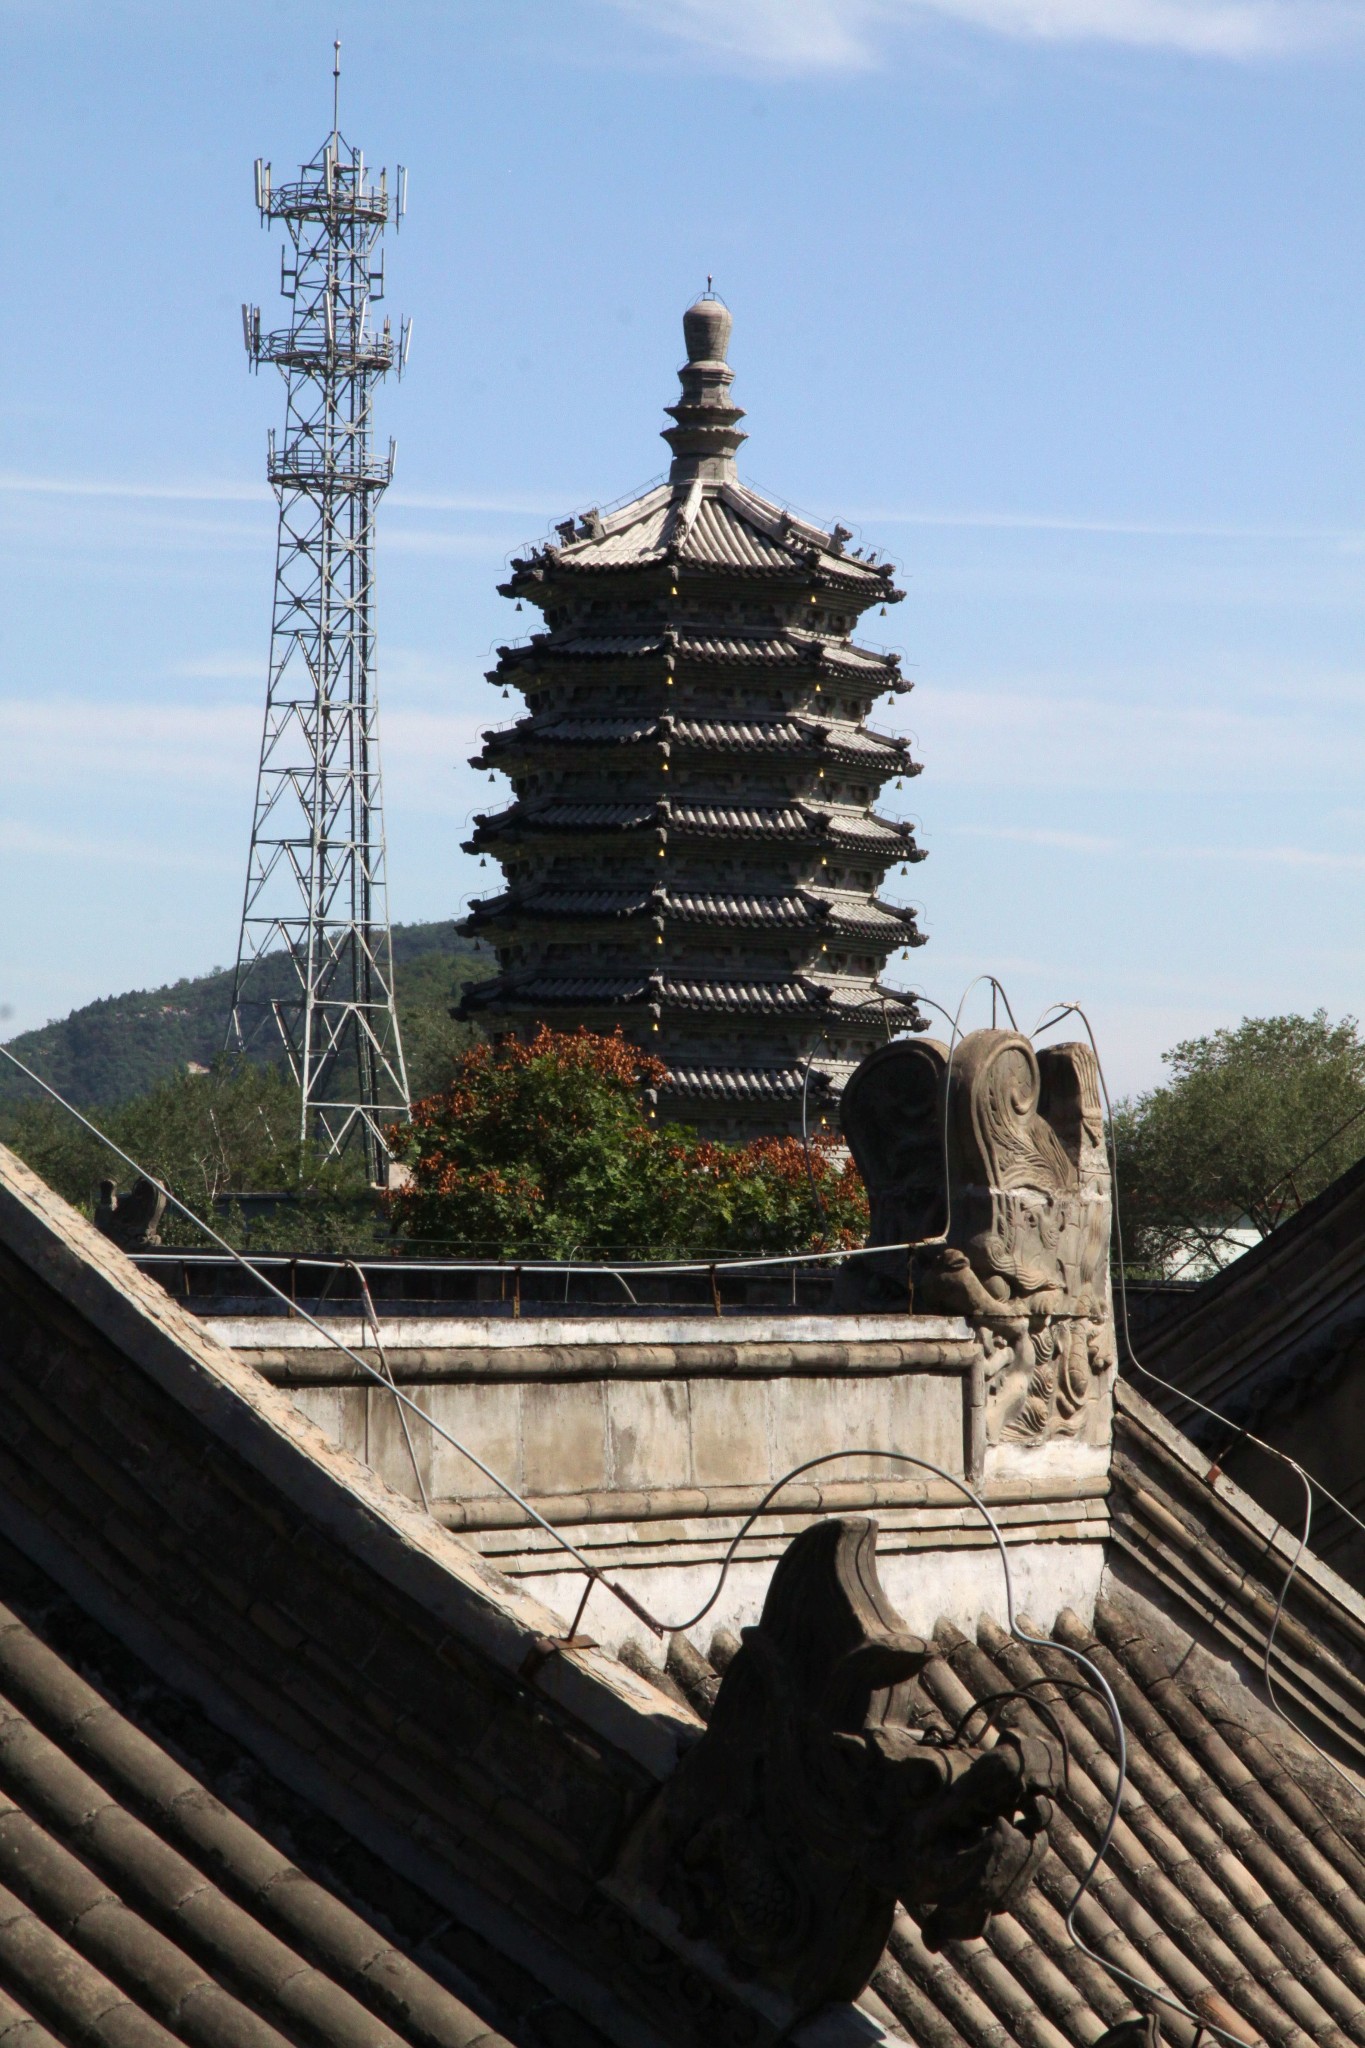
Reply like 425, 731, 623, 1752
228, 48, 411, 1183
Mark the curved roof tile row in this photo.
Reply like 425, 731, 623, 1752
498, 630, 899, 675
460, 887, 921, 937
506, 479, 898, 597
461, 972, 920, 1017
477, 715, 911, 766
466, 801, 919, 850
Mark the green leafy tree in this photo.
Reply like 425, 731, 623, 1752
1112, 1011, 1365, 1276
4, 1059, 386, 1255
387, 1024, 868, 1258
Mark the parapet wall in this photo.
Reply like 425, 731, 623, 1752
223, 1309, 1113, 1657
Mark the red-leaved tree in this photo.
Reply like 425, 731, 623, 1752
387, 1024, 867, 1258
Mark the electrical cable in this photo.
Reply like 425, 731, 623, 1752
348, 1258, 430, 1513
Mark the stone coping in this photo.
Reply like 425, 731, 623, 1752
221, 1311, 972, 1347
220, 1311, 980, 1383
434, 1471, 1112, 1534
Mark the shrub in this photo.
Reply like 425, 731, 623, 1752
387, 1024, 867, 1258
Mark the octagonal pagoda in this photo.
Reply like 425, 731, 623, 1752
459, 294, 926, 1139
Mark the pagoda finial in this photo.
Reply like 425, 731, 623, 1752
663, 291, 747, 485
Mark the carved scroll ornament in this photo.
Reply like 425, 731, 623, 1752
839, 1028, 1116, 1440
618, 1518, 1063, 2018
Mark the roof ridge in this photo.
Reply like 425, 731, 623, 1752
0, 1142, 694, 1781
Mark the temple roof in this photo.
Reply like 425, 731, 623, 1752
461, 884, 921, 939
646, 1378, 1365, 2048
0, 1142, 696, 2048
477, 714, 912, 765
12, 1132, 1365, 2048
460, 970, 921, 1020
466, 798, 921, 853
520, 480, 899, 595
496, 625, 901, 679
0, 1533, 519, 2048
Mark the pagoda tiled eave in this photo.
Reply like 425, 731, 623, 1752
492, 629, 906, 688
499, 477, 904, 600
458, 292, 927, 1139
461, 970, 921, 1024
474, 714, 919, 773
656, 1062, 851, 1106
465, 799, 924, 853
461, 885, 925, 942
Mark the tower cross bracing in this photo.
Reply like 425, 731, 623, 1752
228, 57, 411, 1183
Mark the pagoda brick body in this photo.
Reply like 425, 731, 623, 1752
459, 296, 926, 1138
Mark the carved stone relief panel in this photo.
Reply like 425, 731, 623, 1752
840, 1029, 1116, 1443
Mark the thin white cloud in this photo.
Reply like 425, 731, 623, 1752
613, 0, 1365, 69
10, 467, 1360, 553
948, 823, 1121, 853
170, 655, 263, 682
852, 506, 1365, 545
0, 696, 487, 806
1172, 841, 1365, 870
917, 679, 1365, 792
0, 471, 269, 505
945, 825, 1365, 869
0, 819, 233, 872
0, 472, 575, 518
0, 700, 259, 788
908, 0, 1361, 53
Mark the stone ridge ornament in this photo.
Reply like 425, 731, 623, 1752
839, 1028, 1116, 1441
618, 1517, 1064, 2018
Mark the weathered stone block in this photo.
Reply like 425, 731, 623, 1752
688, 1381, 769, 1488
425, 1383, 523, 1504
521, 1382, 608, 1499
607, 1379, 690, 1493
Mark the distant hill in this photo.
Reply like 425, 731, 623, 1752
0, 922, 495, 1114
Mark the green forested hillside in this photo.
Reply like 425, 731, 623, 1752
0, 922, 494, 1115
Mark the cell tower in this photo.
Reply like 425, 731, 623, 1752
228, 44, 411, 1183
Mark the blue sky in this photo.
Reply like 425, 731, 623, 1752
3, 0, 1365, 1094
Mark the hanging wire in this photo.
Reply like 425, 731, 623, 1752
348, 1258, 429, 1512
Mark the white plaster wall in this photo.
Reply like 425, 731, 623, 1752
514, 1537, 1106, 1668
289, 1370, 968, 1505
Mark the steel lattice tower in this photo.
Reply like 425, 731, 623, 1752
228, 49, 411, 1183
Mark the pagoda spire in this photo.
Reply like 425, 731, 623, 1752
662, 292, 747, 484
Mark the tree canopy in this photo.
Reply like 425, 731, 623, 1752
4, 1020, 868, 1262
4, 1059, 385, 1254
387, 1024, 868, 1258
1112, 1011, 1365, 1276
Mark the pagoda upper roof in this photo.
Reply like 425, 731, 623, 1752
502, 294, 902, 608
508, 478, 900, 600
